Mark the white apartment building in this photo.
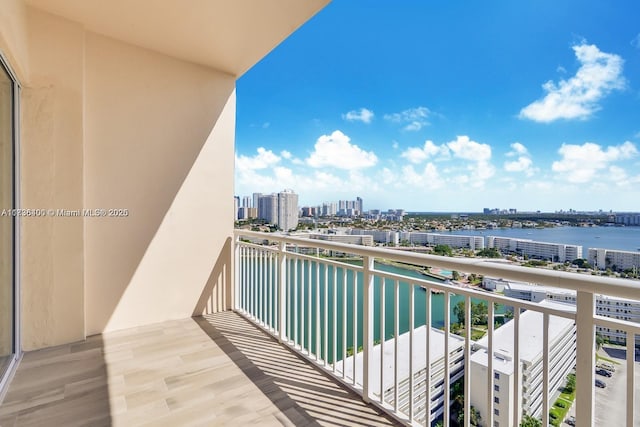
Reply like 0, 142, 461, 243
588, 247, 640, 272
614, 213, 640, 226
470, 307, 576, 425
501, 281, 640, 346
400, 232, 485, 250
336, 326, 465, 425
308, 233, 374, 246
350, 229, 399, 245
488, 236, 582, 262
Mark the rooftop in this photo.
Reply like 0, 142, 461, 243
471, 307, 575, 372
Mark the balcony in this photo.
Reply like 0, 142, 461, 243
1, 230, 639, 426
0, 311, 397, 426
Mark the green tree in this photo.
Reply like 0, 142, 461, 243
452, 270, 461, 280
453, 301, 488, 326
453, 301, 466, 325
471, 301, 488, 325
476, 247, 501, 258
457, 406, 482, 426
433, 244, 453, 256
520, 414, 542, 427
596, 333, 605, 351
565, 373, 576, 393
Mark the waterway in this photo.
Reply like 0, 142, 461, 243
273, 260, 495, 363
445, 225, 640, 254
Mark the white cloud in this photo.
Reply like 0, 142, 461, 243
306, 130, 378, 169
384, 106, 431, 131
392, 141, 399, 150
235, 147, 281, 171
504, 142, 537, 176
504, 156, 533, 172
401, 140, 449, 164
519, 42, 625, 122
343, 108, 374, 124
401, 163, 443, 189
552, 141, 638, 183
447, 135, 491, 162
280, 150, 292, 159
632, 34, 640, 49
507, 142, 529, 157
381, 167, 397, 185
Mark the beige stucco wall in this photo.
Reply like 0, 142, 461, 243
0, 0, 328, 352
83, 33, 235, 334
0, 7, 86, 351
0, 6, 236, 350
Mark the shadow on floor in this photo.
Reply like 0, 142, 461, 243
196, 312, 400, 427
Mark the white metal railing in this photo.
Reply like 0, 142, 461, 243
233, 230, 640, 427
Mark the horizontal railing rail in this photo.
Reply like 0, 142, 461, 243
233, 230, 640, 427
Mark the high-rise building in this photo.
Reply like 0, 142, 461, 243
356, 196, 363, 214
242, 196, 251, 208
258, 194, 277, 225
234, 196, 240, 220
252, 192, 263, 210
255, 190, 299, 231
278, 189, 299, 231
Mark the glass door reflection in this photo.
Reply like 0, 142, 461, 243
0, 59, 15, 381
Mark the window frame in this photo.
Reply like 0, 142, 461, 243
0, 50, 21, 403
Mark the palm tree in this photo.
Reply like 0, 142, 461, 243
596, 333, 605, 351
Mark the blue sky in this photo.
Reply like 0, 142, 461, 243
235, 0, 640, 212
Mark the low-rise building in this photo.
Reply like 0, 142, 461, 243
588, 247, 640, 272
350, 229, 399, 245
308, 233, 374, 246
336, 326, 465, 425
488, 236, 582, 262
399, 232, 484, 250
500, 281, 640, 347
470, 306, 576, 425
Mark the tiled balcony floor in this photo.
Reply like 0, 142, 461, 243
0, 311, 398, 426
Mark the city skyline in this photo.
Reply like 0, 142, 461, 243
235, 1, 640, 211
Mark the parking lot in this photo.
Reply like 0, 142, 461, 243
566, 345, 640, 426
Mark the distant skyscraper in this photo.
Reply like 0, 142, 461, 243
258, 194, 278, 225
242, 196, 251, 208
253, 192, 263, 210
356, 196, 363, 214
278, 189, 299, 231
234, 196, 240, 220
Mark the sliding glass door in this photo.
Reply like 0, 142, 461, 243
0, 56, 16, 387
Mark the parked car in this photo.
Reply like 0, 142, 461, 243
596, 368, 612, 377
566, 415, 576, 426
597, 362, 615, 372
595, 379, 607, 388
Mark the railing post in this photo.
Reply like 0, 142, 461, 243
362, 254, 374, 402
575, 290, 595, 427
278, 240, 287, 343
233, 234, 240, 311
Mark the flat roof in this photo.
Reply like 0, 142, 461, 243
335, 326, 465, 392
505, 281, 640, 303
471, 308, 575, 373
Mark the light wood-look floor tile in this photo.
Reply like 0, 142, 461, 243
0, 312, 399, 426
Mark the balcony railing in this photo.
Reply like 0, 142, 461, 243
233, 230, 640, 427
